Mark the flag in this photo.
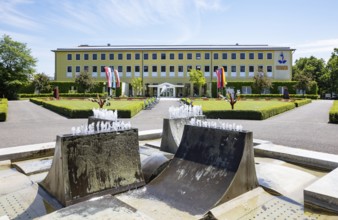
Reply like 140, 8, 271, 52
104, 66, 111, 88
111, 67, 116, 89
108, 67, 113, 88
216, 68, 221, 89
114, 69, 120, 88
221, 67, 227, 87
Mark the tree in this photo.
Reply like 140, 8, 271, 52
130, 77, 143, 96
189, 69, 206, 96
293, 71, 314, 96
252, 68, 272, 94
326, 48, 338, 97
0, 35, 36, 99
75, 71, 94, 93
292, 56, 327, 95
33, 73, 51, 93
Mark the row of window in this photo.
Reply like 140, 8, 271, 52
66, 64, 273, 74
67, 52, 273, 61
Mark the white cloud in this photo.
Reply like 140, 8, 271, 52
0, 0, 40, 30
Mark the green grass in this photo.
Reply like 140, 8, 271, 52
30, 98, 144, 118
0, 98, 8, 122
329, 100, 338, 124
192, 99, 296, 120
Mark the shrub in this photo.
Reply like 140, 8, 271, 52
329, 101, 338, 124
0, 98, 8, 121
293, 99, 311, 107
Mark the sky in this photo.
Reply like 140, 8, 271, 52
1, 0, 338, 77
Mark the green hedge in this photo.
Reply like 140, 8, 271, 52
293, 99, 312, 107
240, 94, 319, 100
19, 81, 122, 95
19, 93, 106, 98
203, 102, 295, 120
211, 81, 318, 98
0, 98, 8, 121
30, 98, 143, 118
329, 101, 338, 124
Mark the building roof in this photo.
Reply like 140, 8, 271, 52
53, 44, 295, 52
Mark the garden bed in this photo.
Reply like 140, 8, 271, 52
0, 98, 8, 122
329, 100, 338, 123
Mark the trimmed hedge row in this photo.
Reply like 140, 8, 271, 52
293, 99, 312, 107
19, 93, 106, 98
0, 98, 8, 121
203, 102, 295, 120
30, 98, 144, 118
329, 101, 338, 124
19, 81, 122, 96
211, 81, 318, 98
240, 94, 319, 99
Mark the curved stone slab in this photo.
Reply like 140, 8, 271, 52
160, 116, 205, 154
39, 129, 145, 206
119, 125, 258, 216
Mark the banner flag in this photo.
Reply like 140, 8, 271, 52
114, 69, 120, 88
104, 66, 111, 88
111, 67, 116, 89
216, 68, 221, 89
221, 67, 227, 87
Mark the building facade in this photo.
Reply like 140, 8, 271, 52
53, 45, 294, 97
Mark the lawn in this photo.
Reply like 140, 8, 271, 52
30, 98, 144, 118
192, 99, 297, 120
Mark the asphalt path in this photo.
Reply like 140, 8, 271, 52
0, 99, 337, 155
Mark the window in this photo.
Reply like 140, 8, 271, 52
76, 54, 80, 60
152, 66, 157, 72
249, 53, 254, 60
118, 66, 123, 72
84, 66, 89, 72
267, 66, 272, 72
84, 54, 89, 60
204, 65, 210, 72
101, 66, 105, 77
126, 53, 131, 60
258, 53, 263, 59
267, 53, 272, 59
170, 66, 175, 72
231, 53, 236, 60
67, 54, 72, 60
240, 53, 245, 59
213, 66, 218, 72
222, 53, 228, 59
161, 66, 166, 72
109, 53, 114, 60
67, 66, 72, 72
92, 66, 97, 72
258, 65, 263, 72
135, 53, 140, 60
143, 65, 148, 72
231, 66, 236, 72
205, 53, 210, 59
118, 53, 123, 60
126, 66, 131, 72
152, 53, 157, 60
213, 53, 218, 60
161, 53, 166, 60
187, 53, 192, 60
240, 66, 245, 73
196, 65, 201, 71
249, 66, 254, 72
76, 66, 80, 72
178, 53, 183, 60
92, 54, 97, 60
135, 65, 140, 72
196, 53, 201, 60
144, 53, 148, 60
101, 53, 106, 60
187, 65, 192, 72
223, 66, 228, 72
178, 66, 183, 72
170, 53, 175, 60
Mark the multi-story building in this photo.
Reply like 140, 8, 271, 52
53, 44, 294, 97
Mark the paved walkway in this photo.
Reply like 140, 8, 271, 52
0, 99, 337, 155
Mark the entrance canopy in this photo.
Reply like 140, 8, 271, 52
148, 82, 184, 97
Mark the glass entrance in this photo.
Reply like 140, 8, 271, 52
160, 87, 174, 97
